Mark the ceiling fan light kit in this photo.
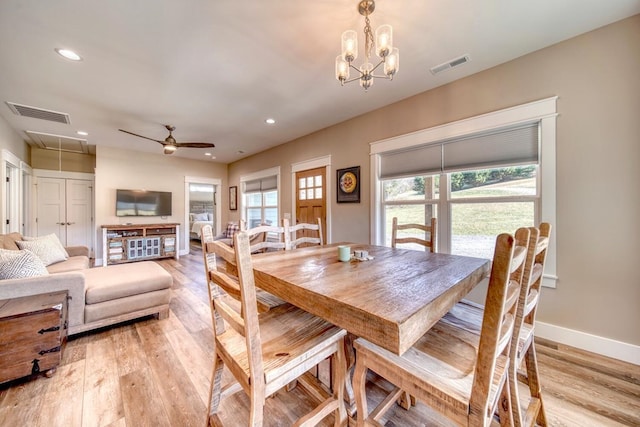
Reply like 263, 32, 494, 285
118, 124, 215, 155
335, 0, 399, 90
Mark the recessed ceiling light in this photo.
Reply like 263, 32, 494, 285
55, 48, 82, 61
76, 130, 88, 136
265, 118, 276, 125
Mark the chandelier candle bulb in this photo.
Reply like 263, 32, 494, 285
342, 30, 358, 62
375, 24, 392, 57
336, 55, 349, 82
384, 48, 399, 77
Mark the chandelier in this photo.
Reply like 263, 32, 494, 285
335, 0, 399, 90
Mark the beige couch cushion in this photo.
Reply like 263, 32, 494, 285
47, 255, 91, 274
84, 289, 171, 323
83, 261, 172, 305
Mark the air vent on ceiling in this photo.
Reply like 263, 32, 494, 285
25, 131, 88, 154
5, 102, 71, 124
429, 54, 471, 75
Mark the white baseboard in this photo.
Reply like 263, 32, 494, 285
535, 321, 640, 365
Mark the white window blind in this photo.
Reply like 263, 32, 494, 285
244, 175, 277, 193
380, 122, 539, 178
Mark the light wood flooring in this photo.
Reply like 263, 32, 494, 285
0, 241, 638, 426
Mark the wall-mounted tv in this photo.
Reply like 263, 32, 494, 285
116, 189, 172, 217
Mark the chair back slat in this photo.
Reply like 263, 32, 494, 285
523, 223, 551, 324
245, 219, 291, 253
470, 227, 530, 418
289, 218, 323, 249
232, 231, 265, 391
391, 217, 437, 252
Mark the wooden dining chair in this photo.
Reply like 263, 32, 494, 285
201, 224, 285, 314
244, 218, 291, 253
353, 228, 530, 426
442, 223, 551, 426
289, 218, 323, 249
206, 231, 348, 426
391, 217, 437, 252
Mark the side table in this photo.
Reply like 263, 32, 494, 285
0, 291, 68, 384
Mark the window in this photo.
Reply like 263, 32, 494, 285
371, 97, 557, 287
382, 166, 537, 259
241, 168, 280, 229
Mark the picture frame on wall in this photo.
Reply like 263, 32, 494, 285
229, 186, 237, 210
336, 166, 360, 203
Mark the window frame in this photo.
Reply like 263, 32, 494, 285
370, 97, 558, 287
240, 166, 281, 229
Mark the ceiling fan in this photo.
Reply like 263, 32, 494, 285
118, 125, 215, 155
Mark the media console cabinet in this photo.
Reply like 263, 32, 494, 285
102, 223, 179, 266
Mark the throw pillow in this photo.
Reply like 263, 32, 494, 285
225, 222, 240, 239
195, 212, 209, 221
0, 249, 49, 279
22, 233, 69, 256
16, 234, 69, 266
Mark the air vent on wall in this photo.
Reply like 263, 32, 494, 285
429, 54, 471, 75
5, 101, 71, 124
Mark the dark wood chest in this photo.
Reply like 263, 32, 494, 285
0, 291, 68, 384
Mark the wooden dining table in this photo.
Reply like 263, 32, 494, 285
250, 243, 490, 357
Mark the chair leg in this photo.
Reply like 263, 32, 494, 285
497, 374, 514, 427
248, 387, 266, 427
397, 391, 415, 409
510, 353, 524, 427
333, 343, 348, 426
524, 342, 548, 426
352, 356, 369, 427
208, 354, 225, 426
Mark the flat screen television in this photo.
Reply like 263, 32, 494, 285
116, 189, 172, 217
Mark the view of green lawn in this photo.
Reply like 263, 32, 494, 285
385, 177, 535, 259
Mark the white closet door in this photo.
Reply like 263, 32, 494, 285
36, 177, 66, 241
36, 177, 93, 250
65, 179, 93, 248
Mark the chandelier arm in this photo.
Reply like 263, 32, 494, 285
343, 75, 365, 84
369, 59, 385, 73
349, 63, 363, 73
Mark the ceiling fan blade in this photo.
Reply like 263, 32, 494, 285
118, 129, 165, 145
175, 142, 216, 148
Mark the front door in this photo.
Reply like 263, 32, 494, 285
295, 167, 326, 244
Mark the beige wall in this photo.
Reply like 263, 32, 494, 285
30, 148, 96, 174
228, 16, 640, 346
0, 114, 28, 160
95, 146, 227, 261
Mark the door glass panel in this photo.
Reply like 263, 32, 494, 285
315, 188, 322, 199
306, 177, 314, 187
299, 190, 306, 200
315, 175, 322, 186
307, 189, 314, 199
299, 178, 306, 189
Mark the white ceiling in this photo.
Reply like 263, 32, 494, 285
0, 0, 638, 163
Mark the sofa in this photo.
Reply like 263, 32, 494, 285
0, 232, 172, 336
